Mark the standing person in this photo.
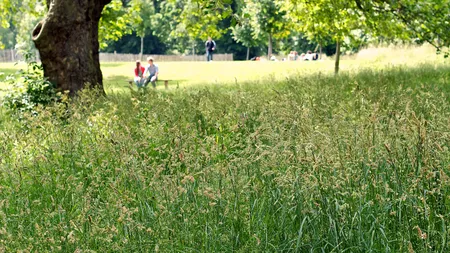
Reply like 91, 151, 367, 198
205, 37, 216, 62
144, 57, 159, 88
133, 60, 146, 88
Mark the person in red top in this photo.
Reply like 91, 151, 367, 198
134, 60, 146, 88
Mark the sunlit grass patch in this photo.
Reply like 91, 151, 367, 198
0, 45, 447, 95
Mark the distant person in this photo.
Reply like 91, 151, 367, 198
288, 51, 295, 61
288, 51, 298, 61
133, 60, 146, 88
205, 37, 216, 62
144, 57, 159, 88
300, 53, 306, 61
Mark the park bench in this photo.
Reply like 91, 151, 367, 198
128, 79, 177, 89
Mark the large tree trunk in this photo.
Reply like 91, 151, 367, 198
32, 0, 112, 95
335, 40, 341, 74
246, 47, 250, 61
268, 34, 273, 58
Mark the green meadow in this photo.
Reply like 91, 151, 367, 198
0, 46, 449, 252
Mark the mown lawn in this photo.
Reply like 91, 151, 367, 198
0, 64, 23, 97
1, 61, 334, 94
0, 45, 445, 95
0, 47, 449, 251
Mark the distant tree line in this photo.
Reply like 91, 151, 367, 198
101, 30, 339, 61
101, 0, 340, 60
0, 0, 375, 61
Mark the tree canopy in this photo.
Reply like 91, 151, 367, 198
1, 0, 449, 57
0, 0, 445, 59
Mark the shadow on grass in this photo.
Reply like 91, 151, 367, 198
103, 75, 130, 94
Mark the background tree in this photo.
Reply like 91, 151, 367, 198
102, 0, 253, 58
289, 6, 329, 60
176, 0, 232, 55
149, 0, 182, 53
99, 0, 141, 50
0, 0, 46, 53
247, 0, 291, 58
103, 0, 177, 55
0, 18, 16, 50
231, 17, 255, 60
290, 0, 363, 73
130, 0, 155, 60
231, 8, 266, 60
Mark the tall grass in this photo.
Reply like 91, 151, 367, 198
0, 64, 449, 252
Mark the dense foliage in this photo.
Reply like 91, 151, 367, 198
1, 0, 448, 61
2, 53, 59, 112
0, 63, 449, 251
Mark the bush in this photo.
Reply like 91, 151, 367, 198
2, 53, 60, 113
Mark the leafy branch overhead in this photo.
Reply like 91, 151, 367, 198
99, 0, 142, 49
175, 0, 233, 40
2, 0, 449, 55
355, 0, 450, 56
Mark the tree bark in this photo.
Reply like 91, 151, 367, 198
246, 47, 250, 61
335, 40, 341, 74
268, 34, 273, 58
33, 0, 112, 95
45, 0, 52, 10
140, 35, 144, 61
319, 42, 323, 60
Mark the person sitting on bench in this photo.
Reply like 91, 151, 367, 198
143, 57, 159, 88
133, 60, 146, 88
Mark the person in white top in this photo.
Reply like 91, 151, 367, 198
144, 57, 159, 88
304, 50, 319, 61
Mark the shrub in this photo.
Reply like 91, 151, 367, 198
2, 53, 60, 113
